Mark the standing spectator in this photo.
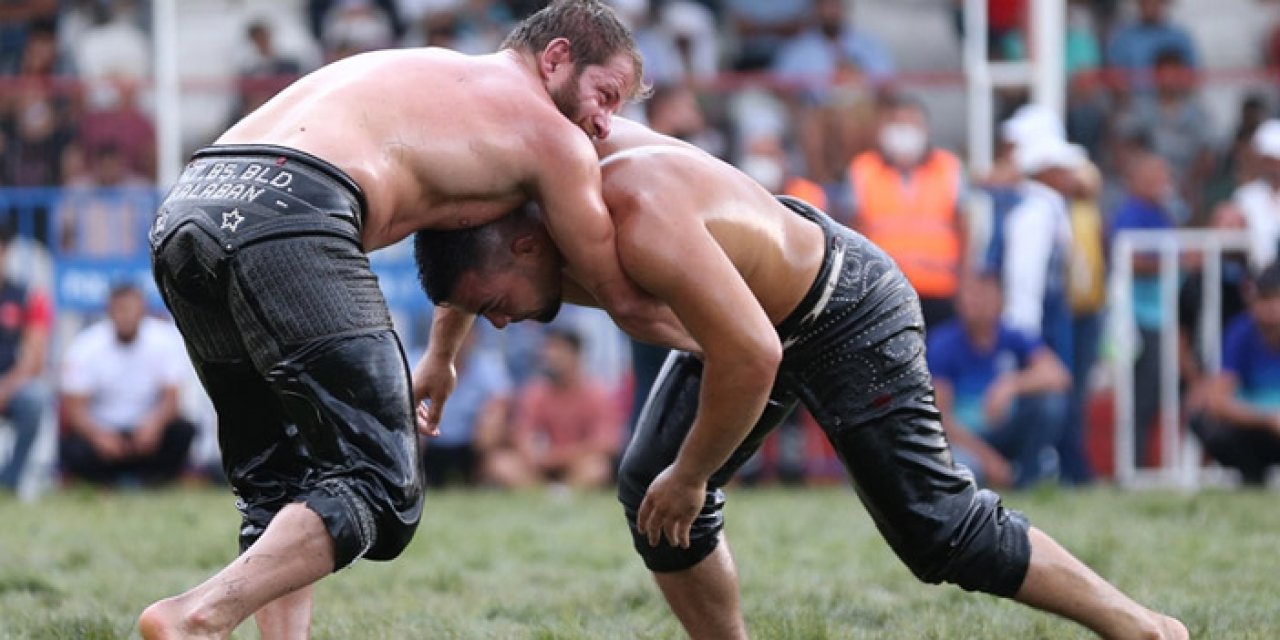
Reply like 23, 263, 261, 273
928, 270, 1072, 489
60, 283, 195, 486
1191, 261, 1280, 485
1109, 151, 1181, 467
1105, 0, 1198, 94
772, 0, 894, 94
422, 331, 512, 488
483, 328, 621, 490
1235, 119, 1280, 274
1113, 48, 1213, 218
849, 95, 965, 330
0, 226, 50, 492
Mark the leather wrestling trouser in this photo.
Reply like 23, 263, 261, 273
617, 197, 1031, 598
149, 145, 423, 569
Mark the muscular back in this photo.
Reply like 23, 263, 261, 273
219, 48, 586, 250
596, 121, 825, 325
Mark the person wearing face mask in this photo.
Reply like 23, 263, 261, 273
848, 94, 965, 330
1189, 261, 1280, 484
482, 328, 622, 490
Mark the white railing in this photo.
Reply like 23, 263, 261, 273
1109, 229, 1251, 488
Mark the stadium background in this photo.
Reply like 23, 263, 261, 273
1, 0, 1279, 492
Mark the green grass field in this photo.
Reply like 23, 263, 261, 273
0, 485, 1276, 639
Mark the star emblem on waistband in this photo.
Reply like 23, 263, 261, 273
221, 208, 245, 232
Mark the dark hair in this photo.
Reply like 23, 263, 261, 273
109, 280, 143, 300
1255, 262, 1280, 298
545, 327, 583, 353
414, 204, 542, 304
414, 225, 490, 305
501, 0, 648, 100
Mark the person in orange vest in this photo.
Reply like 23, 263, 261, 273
848, 94, 965, 330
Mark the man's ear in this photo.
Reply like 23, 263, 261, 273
539, 38, 574, 78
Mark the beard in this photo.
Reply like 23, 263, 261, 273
549, 70, 584, 125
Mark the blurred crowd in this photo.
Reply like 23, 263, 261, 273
4, 0, 1280, 495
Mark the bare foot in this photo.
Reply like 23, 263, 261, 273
138, 597, 223, 640
1155, 614, 1189, 640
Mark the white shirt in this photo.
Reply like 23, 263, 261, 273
62, 317, 186, 431
1234, 179, 1280, 273
1002, 180, 1073, 338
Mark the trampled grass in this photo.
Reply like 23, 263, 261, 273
0, 485, 1277, 639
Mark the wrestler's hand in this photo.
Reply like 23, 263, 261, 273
637, 465, 706, 549
414, 359, 456, 438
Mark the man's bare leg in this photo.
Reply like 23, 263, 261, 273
651, 537, 747, 640
1015, 527, 1188, 640
253, 585, 315, 640
137, 503, 335, 639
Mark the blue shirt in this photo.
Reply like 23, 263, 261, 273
1222, 313, 1280, 411
772, 28, 894, 99
1106, 20, 1199, 90
433, 347, 512, 447
927, 322, 1041, 435
1109, 194, 1176, 330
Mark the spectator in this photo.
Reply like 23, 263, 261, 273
1105, 0, 1198, 93
772, 0, 894, 96
848, 94, 965, 330
1205, 94, 1268, 209
316, 0, 400, 59
928, 270, 1072, 489
0, 226, 50, 492
60, 283, 195, 486
57, 142, 151, 257
998, 132, 1079, 369
78, 78, 156, 179
483, 328, 621, 490
74, 0, 151, 90
1191, 261, 1280, 485
1235, 119, 1280, 274
644, 83, 724, 158
0, 0, 58, 74
400, 0, 510, 54
3, 80, 74, 188
1113, 47, 1213, 218
613, 0, 717, 86
724, 0, 811, 71
229, 21, 303, 128
422, 331, 512, 488
1179, 202, 1250, 414
1063, 160, 1105, 485
1109, 151, 1182, 467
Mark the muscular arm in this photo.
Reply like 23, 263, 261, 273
535, 133, 695, 351
617, 194, 783, 483
561, 273, 698, 353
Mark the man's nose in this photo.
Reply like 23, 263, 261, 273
593, 113, 611, 140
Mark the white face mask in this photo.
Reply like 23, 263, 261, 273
879, 123, 928, 166
739, 154, 785, 193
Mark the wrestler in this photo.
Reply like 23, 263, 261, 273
139, 2, 688, 638
413, 118, 1187, 640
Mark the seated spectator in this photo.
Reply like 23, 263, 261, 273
1113, 47, 1212, 218
1235, 120, 1280, 274
229, 21, 303, 128
724, 0, 811, 71
928, 270, 1072, 489
0, 226, 50, 492
1105, 0, 1198, 94
78, 78, 156, 179
422, 331, 512, 488
772, 0, 894, 97
0, 0, 58, 74
483, 328, 621, 490
60, 283, 195, 486
74, 0, 151, 97
1191, 261, 1280, 485
316, 0, 399, 60
57, 142, 152, 257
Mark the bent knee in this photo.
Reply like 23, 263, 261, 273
892, 489, 1031, 597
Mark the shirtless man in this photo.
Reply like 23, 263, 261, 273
413, 118, 1188, 640
140, 2, 686, 638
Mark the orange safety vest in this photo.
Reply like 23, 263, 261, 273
849, 149, 962, 298
782, 176, 828, 212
